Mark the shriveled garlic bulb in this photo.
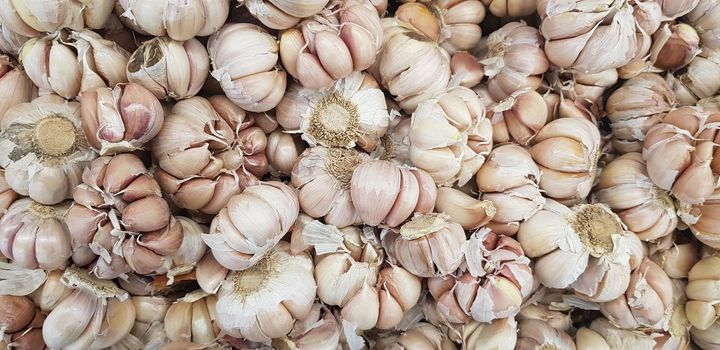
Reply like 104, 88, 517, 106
429, 229, 533, 323
488, 89, 547, 145
530, 117, 600, 204
0, 199, 71, 271
242, 0, 330, 29
518, 201, 644, 302
666, 50, 720, 106
450, 51, 484, 88
153, 96, 267, 215
202, 181, 298, 271
0, 95, 96, 205
0, 0, 113, 36
20, 30, 129, 99
66, 153, 184, 279
462, 318, 518, 350
650, 23, 700, 71
127, 36, 209, 100
538, 0, 637, 74
686, 256, 720, 330
643, 107, 720, 205
480, 22, 549, 101
43, 267, 135, 349
606, 73, 675, 153
476, 144, 544, 235
481, 0, 536, 17
80, 84, 163, 155
410, 86, 492, 186
115, 0, 229, 41
215, 241, 315, 342
272, 304, 341, 349
0, 55, 34, 122
163, 291, 219, 344
516, 319, 575, 350
207, 23, 286, 112
0, 23, 29, 55
0, 169, 17, 219
382, 213, 465, 277
277, 72, 391, 151
687, 0, 720, 51
280, 0, 382, 89
375, 322, 457, 350
351, 159, 437, 227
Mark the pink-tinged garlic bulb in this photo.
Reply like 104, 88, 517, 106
277, 72, 391, 151
649, 232, 698, 279
680, 189, 720, 249
350, 159, 437, 227
476, 144, 544, 236
266, 129, 304, 176
115, 0, 229, 41
0, 170, 17, 219
0, 199, 71, 271
429, 0, 486, 54
435, 187, 495, 230
409, 86, 492, 186
529, 117, 600, 204
600, 258, 674, 330
650, 23, 701, 71
687, 1, 720, 51
0, 55, 35, 122
242, 0, 330, 30
127, 36, 209, 100
480, 22, 549, 101
163, 290, 220, 345
0, 0, 113, 36
292, 147, 369, 228
0, 296, 45, 350
30, 270, 71, 313
488, 89, 547, 145
481, 0, 536, 17
42, 267, 135, 349
450, 51, 484, 88
656, 0, 700, 19
0, 95, 96, 205
215, 241, 316, 343
279, 0, 382, 90
577, 316, 690, 350
272, 304, 341, 349
643, 107, 720, 205
201, 181, 298, 271
130, 296, 171, 349
462, 318, 518, 350
66, 153, 184, 279
20, 30, 129, 100
152, 96, 267, 215
0, 23, 30, 55
375, 322, 457, 350
606, 73, 675, 154
207, 23, 286, 112
595, 153, 678, 242
538, 0, 637, 74
666, 50, 720, 106
373, 113, 413, 166
545, 69, 618, 121
165, 217, 207, 282
518, 201, 644, 302
516, 319, 575, 350
80, 84, 164, 155
686, 256, 720, 330
382, 213, 465, 277
517, 304, 573, 332
429, 229, 533, 323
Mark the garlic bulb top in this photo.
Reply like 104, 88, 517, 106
116, 0, 230, 41
0, 0, 114, 36
243, 0, 331, 30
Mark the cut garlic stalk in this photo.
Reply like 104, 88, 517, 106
116, 0, 230, 41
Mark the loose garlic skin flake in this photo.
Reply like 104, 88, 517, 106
116, 0, 230, 41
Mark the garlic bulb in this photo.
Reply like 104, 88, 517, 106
686, 256, 720, 330
20, 30, 129, 100
480, 22, 549, 101
272, 304, 341, 349
382, 213, 465, 277
207, 23, 286, 112
279, 0, 382, 90
242, 0, 330, 30
538, 0, 637, 74
130, 296, 171, 350
0, 23, 29, 55
545, 69, 618, 120
650, 23, 700, 71
0, 198, 71, 270
0, 169, 17, 219
657, 0, 700, 19
577, 316, 688, 350
488, 89, 547, 145
516, 304, 573, 332
163, 291, 219, 344
518, 201, 643, 302
481, 0, 535, 17
450, 51, 484, 88
679, 188, 720, 249
80, 83, 164, 155
434, 187, 495, 230
30, 270, 71, 313
0, 55, 35, 122
66, 153, 184, 279
0, 95, 96, 205
429, 229, 533, 323
127, 36, 209, 100
462, 318, 517, 350
0, 0, 113, 36
266, 129, 304, 176
277, 72, 391, 151
375, 322, 457, 350
667, 50, 720, 106
606, 73, 675, 153
687, 0, 720, 51
43, 267, 135, 349
530, 117, 600, 204
166, 217, 208, 282
409, 86, 492, 186
350, 159, 437, 227
650, 232, 698, 279
476, 144, 544, 235
430, 0, 486, 54
0, 295, 37, 334
595, 153, 678, 242
116, 0, 229, 41
373, 113, 412, 165
643, 106, 720, 205
215, 241, 316, 343
516, 319, 575, 350
201, 181, 298, 271
691, 320, 720, 350
153, 96, 267, 214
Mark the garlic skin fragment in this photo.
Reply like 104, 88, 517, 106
518, 201, 643, 302
152, 96, 267, 215
80, 83, 164, 155
127, 36, 209, 100
0, 0, 113, 36
0, 95, 97, 205
207, 23, 286, 112
481, 0, 536, 17
115, 0, 230, 41
687, 0, 720, 51
0, 169, 17, 220
279, 0, 383, 90
375, 322, 457, 350
0, 55, 35, 123
215, 241, 316, 343
516, 318, 575, 350
242, 0, 330, 30
272, 304, 341, 350
202, 181, 299, 271
277, 72, 391, 151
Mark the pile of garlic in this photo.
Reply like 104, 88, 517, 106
2, 0, 720, 349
